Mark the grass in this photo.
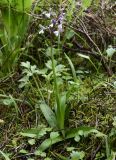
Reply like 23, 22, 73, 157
0, 0, 32, 76
0, 0, 116, 160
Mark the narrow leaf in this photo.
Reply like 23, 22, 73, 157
40, 103, 57, 128
20, 127, 52, 139
0, 150, 10, 160
65, 53, 77, 82
35, 135, 63, 152
66, 126, 98, 139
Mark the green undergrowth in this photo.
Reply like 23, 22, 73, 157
0, 0, 116, 160
0, 72, 116, 160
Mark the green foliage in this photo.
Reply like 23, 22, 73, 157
70, 151, 85, 160
0, 0, 33, 76
19, 61, 40, 88
35, 134, 63, 152
82, 0, 92, 9
20, 125, 52, 139
0, 150, 10, 160
39, 103, 57, 128
65, 53, 77, 82
0, 0, 116, 159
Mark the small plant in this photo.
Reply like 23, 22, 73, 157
19, 47, 105, 156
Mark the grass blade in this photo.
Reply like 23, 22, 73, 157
0, 150, 10, 160
65, 53, 77, 82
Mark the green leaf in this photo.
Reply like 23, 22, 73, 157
3, 98, 13, 106
40, 102, 57, 128
19, 149, 28, 154
67, 147, 75, 152
78, 130, 84, 136
56, 92, 67, 136
66, 126, 98, 139
70, 151, 85, 160
45, 60, 57, 70
0, 150, 10, 160
28, 139, 36, 145
50, 132, 59, 139
74, 135, 80, 142
21, 61, 31, 69
20, 126, 52, 139
35, 135, 63, 152
65, 53, 77, 82
55, 64, 66, 73
65, 29, 75, 40
95, 132, 106, 138
34, 150, 46, 157
82, 0, 92, 9
44, 158, 52, 160
46, 47, 58, 57
35, 127, 102, 153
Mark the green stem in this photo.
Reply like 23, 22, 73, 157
51, 48, 60, 108
89, 59, 98, 73
105, 136, 110, 159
